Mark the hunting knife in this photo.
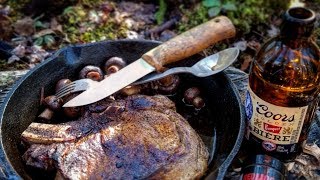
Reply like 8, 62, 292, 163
63, 16, 236, 107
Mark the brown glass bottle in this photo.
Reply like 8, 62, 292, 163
245, 7, 320, 161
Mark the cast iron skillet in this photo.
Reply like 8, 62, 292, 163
0, 40, 245, 179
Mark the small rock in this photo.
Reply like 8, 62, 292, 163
159, 30, 176, 42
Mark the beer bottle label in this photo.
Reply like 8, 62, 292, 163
245, 86, 308, 152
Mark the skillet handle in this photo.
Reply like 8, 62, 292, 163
141, 16, 236, 71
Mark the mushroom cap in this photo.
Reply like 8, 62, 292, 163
184, 87, 201, 104
79, 65, 104, 81
44, 95, 63, 111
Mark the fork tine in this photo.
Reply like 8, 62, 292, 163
56, 83, 76, 94
55, 83, 77, 98
56, 91, 72, 99
56, 86, 75, 98
56, 82, 76, 92
55, 79, 92, 99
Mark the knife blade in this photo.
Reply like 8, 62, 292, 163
63, 16, 236, 107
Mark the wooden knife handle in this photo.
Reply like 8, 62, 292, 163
142, 16, 236, 71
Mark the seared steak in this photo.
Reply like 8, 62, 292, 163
22, 95, 208, 179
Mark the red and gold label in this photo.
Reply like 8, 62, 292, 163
245, 86, 308, 147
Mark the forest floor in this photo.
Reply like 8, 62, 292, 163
0, 0, 320, 179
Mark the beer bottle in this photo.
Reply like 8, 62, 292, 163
245, 7, 320, 160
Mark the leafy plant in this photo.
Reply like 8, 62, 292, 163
178, 4, 209, 33
34, 34, 55, 48
199, 0, 290, 34
60, 3, 128, 44
155, 0, 167, 25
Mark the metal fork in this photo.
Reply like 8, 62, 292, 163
55, 79, 99, 99
55, 77, 151, 99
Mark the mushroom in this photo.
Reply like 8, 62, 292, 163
62, 93, 84, 118
63, 106, 82, 119
183, 87, 205, 110
183, 87, 201, 105
55, 78, 72, 92
152, 75, 180, 95
103, 57, 126, 76
44, 95, 63, 111
120, 85, 141, 96
79, 65, 104, 81
192, 96, 205, 109
38, 95, 63, 122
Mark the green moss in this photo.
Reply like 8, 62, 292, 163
80, 0, 105, 8
155, 0, 167, 25
222, 0, 290, 33
59, 2, 129, 44
177, 4, 209, 33
181, 0, 290, 34
6, 0, 31, 22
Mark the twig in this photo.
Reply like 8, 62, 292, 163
146, 18, 177, 36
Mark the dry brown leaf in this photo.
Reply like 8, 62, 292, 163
13, 17, 35, 36
50, 18, 63, 33
303, 142, 320, 162
33, 29, 55, 38
240, 54, 253, 71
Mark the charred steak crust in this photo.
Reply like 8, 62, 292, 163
22, 95, 209, 179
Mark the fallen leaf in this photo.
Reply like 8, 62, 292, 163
50, 18, 63, 33
303, 142, 320, 161
13, 17, 35, 36
247, 40, 261, 52
33, 29, 55, 38
11, 44, 26, 57
7, 55, 20, 64
240, 54, 253, 71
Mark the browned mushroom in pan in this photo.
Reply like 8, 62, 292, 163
55, 78, 72, 92
38, 95, 63, 122
152, 75, 180, 95
79, 65, 104, 81
183, 87, 205, 109
103, 57, 126, 76
63, 94, 84, 118
192, 96, 205, 109
120, 85, 142, 96
183, 87, 201, 105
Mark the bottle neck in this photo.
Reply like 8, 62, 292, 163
279, 7, 315, 41
280, 22, 314, 40
279, 36, 309, 49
